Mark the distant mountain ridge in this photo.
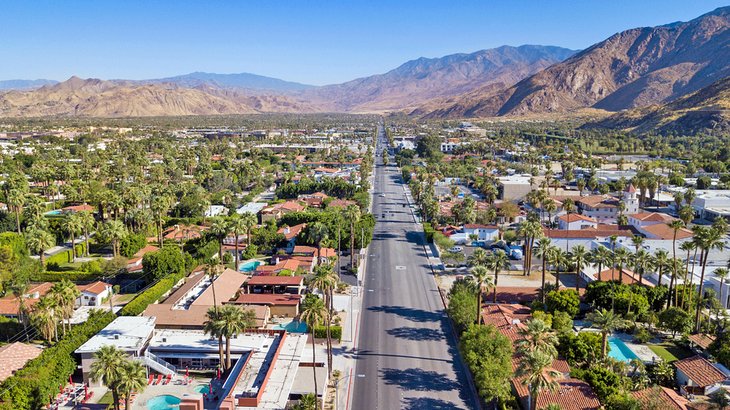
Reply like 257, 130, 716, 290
419, 6, 730, 118
0, 79, 58, 90
144, 72, 315, 92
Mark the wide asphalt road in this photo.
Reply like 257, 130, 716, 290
350, 125, 478, 410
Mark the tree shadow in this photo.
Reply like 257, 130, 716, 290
367, 305, 444, 322
385, 326, 444, 341
401, 397, 464, 410
380, 367, 461, 392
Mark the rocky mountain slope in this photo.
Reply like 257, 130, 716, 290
585, 76, 730, 134
420, 6, 730, 118
146, 72, 315, 92
0, 77, 319, 117
305, 45, 576, 112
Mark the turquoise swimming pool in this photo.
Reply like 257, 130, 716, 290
146, 394, 180, 410
193, 384, 209, 394
273, 320, 308, 333
608, 336, 639, 362
44, 210, 63, 216
239, 260, 262, 272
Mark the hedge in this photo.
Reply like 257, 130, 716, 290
119, 270, 186, 316
0, 232, 28, 258
46, 243, 86, 266
423, 223, 435, 242
314, 325, 342, 342
30, 270, 102, 283
0, 316, 23, 340
0, 310, 115, 410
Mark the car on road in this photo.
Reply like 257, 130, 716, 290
448, 246, 464, 253
379, 193, 386, 197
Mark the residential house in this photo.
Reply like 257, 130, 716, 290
227, 293, 302, 317
298, 192, 329, 208
76, 281, 112, 307
575, 185, 638, 223
292, 245, 337, 264
125, 245, 159, 273
244, 276, 305, 295
261, 201, 306, 222
632, 386, 688, 409
204, 205, 229, 218
462, 224, 500, 242
543, 225, 634, 252
277, 223, 306, 253
674, 355, 727, 395
557, 214, 598, 230
0, 282, 54, 319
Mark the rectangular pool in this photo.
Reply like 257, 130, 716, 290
608, 336, 639, 362
239, 260, 262, 272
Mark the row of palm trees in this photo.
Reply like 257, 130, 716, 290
203, 304, 257, 372
90, 345, 148, 410
29, 280, 81, 343
209, 212, 257, 267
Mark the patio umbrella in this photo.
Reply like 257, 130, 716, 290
84, 384, 88, 398
209, 384, 213, 394
186, 367, 189, 378
217, 368, 221, 380
69, 375, 73, 386
59, 385, 63, 394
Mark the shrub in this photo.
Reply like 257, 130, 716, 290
545, 289, 580, 318
45, 243, 87, 267
633, 327, 651, 344
313, 325, 342, 341
142, 247, 187, 281
120, 232, 147, 257
30, 270, 103, 282
460, 324, 513, 406
423, 223, 436, 242
0, 232, 28, 258
119, 270, 186, 316
574, 365, 623, 401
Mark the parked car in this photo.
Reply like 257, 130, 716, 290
449, 246, 464, 253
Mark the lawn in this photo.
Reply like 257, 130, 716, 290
648, 341, 693, 363
114, 293, 138, 304
98, 391, 113, 405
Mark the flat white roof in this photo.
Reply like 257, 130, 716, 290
237, 202, 268, 215
150, 329, 275, 354
75, 316, 155, 354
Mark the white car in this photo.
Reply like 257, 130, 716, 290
449, 246, 464, 253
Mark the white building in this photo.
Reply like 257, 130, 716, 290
463, 224, 500, 241
76, 281, 112, 307
204, 204, 229, 218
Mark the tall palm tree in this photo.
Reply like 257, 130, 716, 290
204, 306, 225, 371
634, 249, 649, 286
516, 349, 561, 410
694, 224, 725, 332
229, 215, 247, 269
25, 227, 55, 266
680, 241, 696, 309
30, 297, 58, 343
570, 245, 589, 292
90, 345, 125, 410
518, 219, 543, 277
310, 265, 338, 377
49, 279, 79, 335
470, 265, 492, 324
534, 238, 553, 302
117, 360, 147, 410
78, 211, 96, 257
716, 268, 729, 313
9, 281, 29, 337
631, 235, 644, 254
487, 251, 509, 303
586, 309, 626, 359
654, 249, 669, 287
205, 264, 224, 312
100, 219, 127, 258
210, 218, 231, 263
547, 247, 566, 289
61, 213, 83, 262
219, 305, 256, 370
150, 194, 172, 247
240, 211, 257, 247
468, 247, 490, 267
517, 318, 558, 358
7, 189, 25, 234
300, 296, 327, 404
590, 246, 611, 282
306, 222, 330, 266
667, 220, 685, 308
614, 248, 631, 284
344, 205, 361, 270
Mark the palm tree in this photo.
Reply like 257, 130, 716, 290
517, 318, 558, 358
470, 265, 492, 324
547, 247, 566, 288
7, 189, 25, 234
468, 247, 490, 267
78, 211, 96, 257
487, 251, 509, 303
716, 268, 729, 312
535, 238, 553, 302
631, 235, 644, 254
205, 264, 223, 311
30, 297, 58, 342
614, 248, 631, 284
516, 349, 561, 410
240, 211, 257, 247
586, 309, 626, 359
344, 205, 361, 270
9, 281, 29, 337
518, 219, 543, 276
300, 296, 327, 403
90, 345, 125, 410
634, 249, 649, 286
709, 390, 730, 410
204, 306, 225, 371
49, 279, 79, 335
680, 241, 696, 309
667, 220, 685, 308
306, 222, 330, 265
590, 246, 611, 282
310, 265, 338, 377
654, 249, 669, 287
693, 224, 725, 332
229, 215, 247, 269
25, 227, 55, 266
61, 213, 83, 262
100, 219, 127, 258
210, 218, 231, 263
117, 360, 147, 410
219, 305, 256, 370
151, 194, 172, 247
570, 245, 589, 292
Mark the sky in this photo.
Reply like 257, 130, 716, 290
1, 0, 727, 85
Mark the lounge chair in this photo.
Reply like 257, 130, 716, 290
148, 375, 154, 385
155, 374, 163, 385
163, 374, 172, 385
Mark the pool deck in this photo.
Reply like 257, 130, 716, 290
613, 333, 660, 363
131, 376, 208, 409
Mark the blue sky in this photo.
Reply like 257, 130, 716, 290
1, 1, 727, 85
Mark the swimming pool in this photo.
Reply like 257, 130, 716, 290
146, 394, 181, 410
272, 320, 308, 333
239, 260, 262, 272
607, 336, 639, 362
44, 210, 63, 216
193, 384, 209, 394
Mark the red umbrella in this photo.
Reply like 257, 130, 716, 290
84, 384, 88, 398
69, 375, 73, 386
208, 384, 213, 394
186, 367, 189, 377
59, 385, 63, 394
217, 368, 221, 379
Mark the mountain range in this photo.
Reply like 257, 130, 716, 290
0, 6, 728, 122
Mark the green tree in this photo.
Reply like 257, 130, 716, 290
516, 349, 561, 410
487, 251, 509, 303
345, 205, 361, 269
142, 247, 186, 281
90, 345, 125, 410
460, 324, 513, 407
545, 289, 580, 318
117, 360, 147, 410
219, 304, 256, 370
306, 222, 330, 265
61, 213, 83, 262
586, 309, 627, 359
535, 238, 553, 302
209, 218, 231, 262
517, 318, 559, 358
78, 211, 96, 257
658, 307, 691, 337
25, 228, 55, 267
470, 265, 492, 324
204, 306, 225, 370
300, 295, 327, 403
99, 219, 127, 258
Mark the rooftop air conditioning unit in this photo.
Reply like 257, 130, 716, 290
512, 319, 521, 325
114, 335, 119, 340
162, 337, 167, 342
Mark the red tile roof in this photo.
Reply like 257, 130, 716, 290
0, 342, 42, 382
543, 227, 634, 239
514, 377, 600, 410
0, 282, 53, 316
558, 213, 597, 223
230, 293, 302, 306
632, 386, 689, 410
77, 281, 110, 295
642, 224, 693, 240
674, 355, 726, 387
278, 223, 306, 241
464, 224, 499, 229
687, 334, 716, 350
246, 275, 304, 286
595, 268, 653, 286
628, 212, 675, 222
